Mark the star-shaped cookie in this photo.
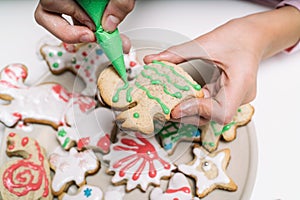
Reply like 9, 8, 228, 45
178, 145, 237, 198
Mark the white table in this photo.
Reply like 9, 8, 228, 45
1, 1, 299, 199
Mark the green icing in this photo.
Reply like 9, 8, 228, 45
158, 122, 199, 144
143, 65, 190, 91
135, 82, 170, 114
211, 121, 236, 136
112, 81, 129, 103
133, 112, 140, 118
57, 51, 63, 56
62, 137, 70, 148
238, 108, 242, 112
126, 87, 133, 103
203, 141, 215, 147
58, 129, 67, 137
141, 70, 182, 99
49, 52, 54, 57
52, 63, 59, 69
152, 60, 201, 91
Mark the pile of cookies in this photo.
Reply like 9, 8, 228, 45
0, 40, 254, 200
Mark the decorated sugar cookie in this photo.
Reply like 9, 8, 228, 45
178, 145, 237, 198
201, 104, 254, 152
103, 132, 176, 191
150, 173, 199, 200
40, 42, 142, 96
49, 147, 100, 195
156, 121, 201, 155
98, 60, 203, 134
104, 185, 125, 200
0, 63, 96, 129
56, 107, 115, 153
59, 185, 103, 200
0, 133, 52, 200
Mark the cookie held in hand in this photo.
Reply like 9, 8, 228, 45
98, 60, 203, 134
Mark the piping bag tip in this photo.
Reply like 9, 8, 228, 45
112, 56, 128, 82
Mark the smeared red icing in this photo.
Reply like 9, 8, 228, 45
4, 65, 27, 81
97, 134, 110, 153
2, 140, 49, 197
112, 133, 171, 181
77, 137, 90, 150
13, 112, 22, 120
165, 186, 191, 194
51, 84, 96, 112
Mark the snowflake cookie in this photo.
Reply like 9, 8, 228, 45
103, 132, 176, 191
49, 148, 100, 195
178, 145, 237, 198
150, 173, 199, 200
156, 121, 201, 155
201, 104, 254, 152
0, 133, 52, 200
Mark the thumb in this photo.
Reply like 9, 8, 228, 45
144, 39, 210, 64
102, 0, 135, 32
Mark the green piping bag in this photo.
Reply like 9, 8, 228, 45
76, 0, 127, 82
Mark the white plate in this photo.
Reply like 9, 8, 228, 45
0, 28, 258, 200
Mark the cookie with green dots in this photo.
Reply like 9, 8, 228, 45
98, 60, 204, 134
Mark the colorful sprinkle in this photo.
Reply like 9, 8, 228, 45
84, 187, 92, 197
133, 112, 140, 118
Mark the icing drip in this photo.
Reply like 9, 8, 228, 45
211, 121, 236, 136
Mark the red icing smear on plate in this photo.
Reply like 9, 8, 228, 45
2, 140, 49, 197
112, 132, 171, 181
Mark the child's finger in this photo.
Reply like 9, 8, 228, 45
35, 4, 95, 43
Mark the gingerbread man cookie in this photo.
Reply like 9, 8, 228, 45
0, 63, 96, 129
49, 147, 100, 195
59, 185, 103, 200
40, 42, 142, 96
103, 132, 176, 191
98, 60, 203, 134
201, 104, 254, 152
56, 107, 115, 153
156, 121, 201, 155
150, 173, 199, 200
0, 133, 52, 200
178, 145, 237, 198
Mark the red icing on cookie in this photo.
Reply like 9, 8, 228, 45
97, 134, 110, 153
8, 132, 16, 137
2, 141, 49, 197
21, 137, 29, 147
113, 133, 171, 180
165, 186, 191, 194
77, 137, 90, 150
129, 61, 136, 67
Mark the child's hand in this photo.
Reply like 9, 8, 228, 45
144, 6, 300, 126
34, 0, 135, 43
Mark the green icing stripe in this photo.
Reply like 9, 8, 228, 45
159, 122, 197, 139
152, 60, 201, 91
211, 121, 236, 136
135, 82, 170, 114
141, 71, 182, 99
126, 87, 133, 102
143, 65, 190, 91
203, 141, 215, 147
112, 81, 129, 102
62, 137, 70, 148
